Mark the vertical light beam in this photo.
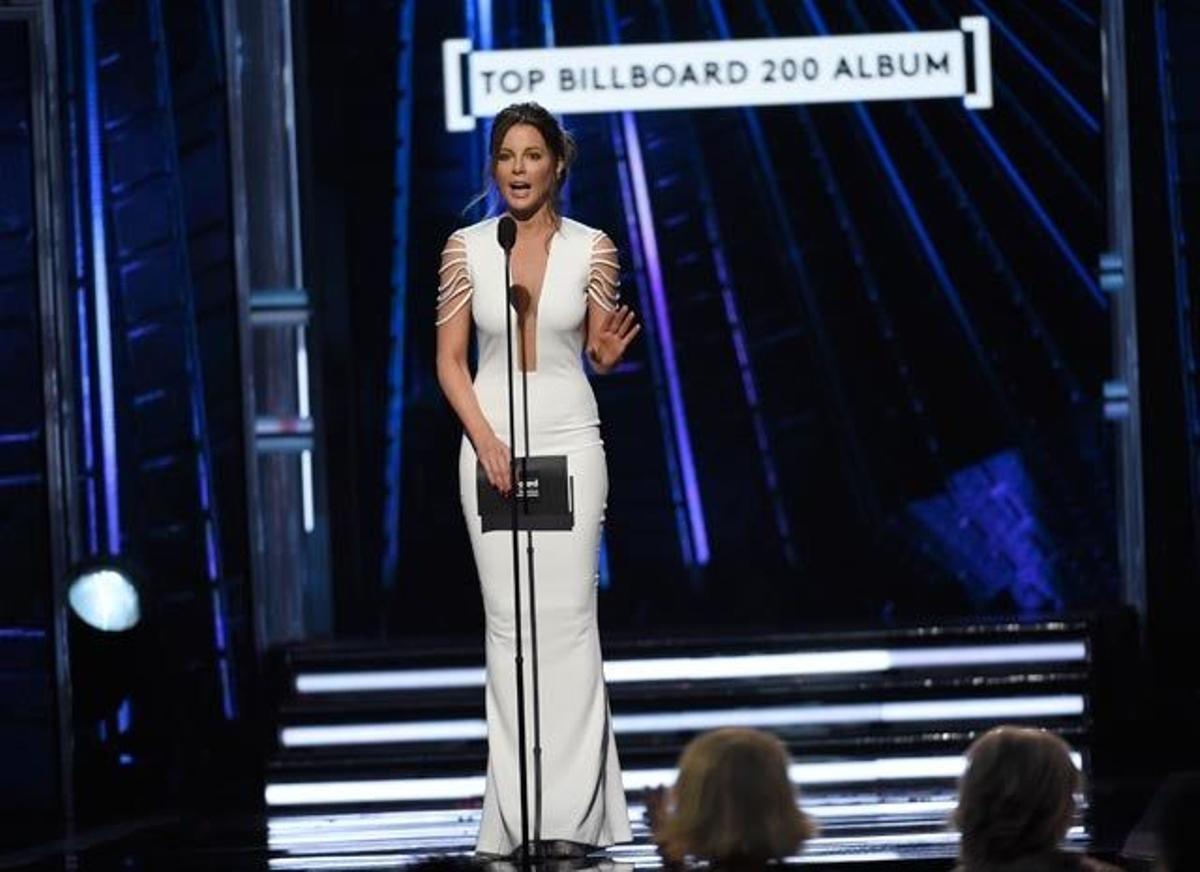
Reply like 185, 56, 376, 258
620, 113, 710, 565
81, 0, 121, 555
381, 0, 417, 588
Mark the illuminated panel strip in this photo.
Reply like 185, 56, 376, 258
265, 753, 1079, 806
265, 801, 960, 849
623, 753, 1077, 789
607, 111, 694, 568
281, 719, 483, 747
277, 836, 471, 856
263, 828, 1088, 869
265, 854, 909, 869
620, 112, 710, 566
80, 0, 121, 554
267, 790, 1084, 833
280, 694, 1083, 747
270, 828, 476, 850
886, 641, 1086, 668
613, 695, 1083, 733
293, 640, 1086, 693
804, 826, 1086, 850
267, 776, 486, 806
297, 666, 485, 693
268, 810, 481, 832
270, 858, 452, 870
267, 800, 957, 841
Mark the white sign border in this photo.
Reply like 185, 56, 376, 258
443, 16, 992, 132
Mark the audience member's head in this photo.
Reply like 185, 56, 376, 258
954, 726, 1079, 867
1156, 772, 1200, 871
654, 727, 815, 866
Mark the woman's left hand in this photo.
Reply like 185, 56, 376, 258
588, 305, 641, 373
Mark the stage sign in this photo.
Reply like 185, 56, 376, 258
443, 17, 991, 132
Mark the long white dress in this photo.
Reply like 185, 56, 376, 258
436, 215, 633, 856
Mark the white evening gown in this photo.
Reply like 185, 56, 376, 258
436, 215, 632, 855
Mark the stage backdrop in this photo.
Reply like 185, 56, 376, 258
305, 0, 1116, 636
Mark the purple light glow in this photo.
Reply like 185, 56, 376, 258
218, 653, 235, 721
68, 94, 100, 555
608, 116, 693, 565
477, 0, 493, 50
907, 450, 1062, 613
621, 113, 710, 565
81, 0, 121, 555
0, 627, 47, 640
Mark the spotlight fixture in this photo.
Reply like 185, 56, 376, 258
66, 564, 141, 633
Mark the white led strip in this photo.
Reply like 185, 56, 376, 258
296, 666, 486, 693
280, 694, 1084, 747
265, 801, 961, 850
265, 799, 955, 831
282, 719, 484, 746
268, 809, 480, 833
294, 641, 1086, 694
263, 829, 1087, 868
268, 792, 1090, 835
264, 753, 1082, 806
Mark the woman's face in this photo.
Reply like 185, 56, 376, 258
494, 123, 561, 218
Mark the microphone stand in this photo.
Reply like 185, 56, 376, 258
519, 287, 544, 850
500, 226, 544, 867
501, 239, 531, 866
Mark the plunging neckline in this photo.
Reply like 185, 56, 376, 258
509, 223, 558, 373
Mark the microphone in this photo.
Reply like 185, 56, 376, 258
497, 216, 518, 310
497, 216, 517, 252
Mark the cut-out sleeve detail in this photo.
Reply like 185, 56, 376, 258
435, 232, 472, 327
587, 231, 622, 313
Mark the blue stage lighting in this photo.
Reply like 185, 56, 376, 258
67, 566, 141, 633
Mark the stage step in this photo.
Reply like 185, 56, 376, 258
263, 620, 1109, 865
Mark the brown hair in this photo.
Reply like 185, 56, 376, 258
954, 726, 1080, 866
656, 728, 816, 864
470, 102, 577, 227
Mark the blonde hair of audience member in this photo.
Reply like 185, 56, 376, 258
954, 726, 1117, 871
652, 727, 815, 866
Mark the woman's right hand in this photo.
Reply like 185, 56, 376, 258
477, 433, 513, 497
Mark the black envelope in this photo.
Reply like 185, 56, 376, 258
477, 455, 574, 532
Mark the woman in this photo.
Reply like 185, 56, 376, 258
435, 102, 640, 857
953, 726, 1120, 872
645, 727, 816, 869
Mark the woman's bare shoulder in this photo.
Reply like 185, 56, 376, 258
448, 216, 500, 246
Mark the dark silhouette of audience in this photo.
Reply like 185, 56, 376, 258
441, 723, 1200, 870
952, 726, 1120, 872
645, 726, 815, 869
1152, 772, 1200, 872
